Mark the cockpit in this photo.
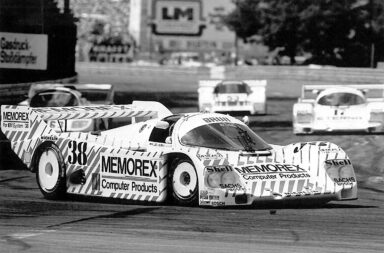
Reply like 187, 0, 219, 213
317, 92, 365, 106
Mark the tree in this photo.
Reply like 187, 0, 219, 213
224, 0, 384, 67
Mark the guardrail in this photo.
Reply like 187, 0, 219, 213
77, 62, 384, 84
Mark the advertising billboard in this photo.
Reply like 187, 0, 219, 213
151, 0, 206, 36
0, 32, 48, 70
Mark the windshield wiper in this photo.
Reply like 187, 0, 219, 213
235, 126, 256, 152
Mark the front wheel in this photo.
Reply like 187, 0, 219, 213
168, 158, 198, 206
36, 143, 66, 200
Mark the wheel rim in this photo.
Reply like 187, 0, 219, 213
38, 150, 60, 191
172, 162, 197, 199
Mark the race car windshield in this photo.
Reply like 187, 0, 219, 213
214, 83, 250, 94
317, 92, 365, 106
180, 123, 271, 151
30, 91, 79, 107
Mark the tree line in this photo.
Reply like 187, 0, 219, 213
224, 0, 384, 67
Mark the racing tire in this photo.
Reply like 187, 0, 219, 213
35, 143, 66, 200
168, 158, 198, 206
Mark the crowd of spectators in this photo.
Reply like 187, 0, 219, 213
65, 0, 134, 62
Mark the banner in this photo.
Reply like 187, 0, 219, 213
0, 32, 48, 70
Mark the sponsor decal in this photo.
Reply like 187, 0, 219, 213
202, 116, 231, 123
41, 135, 58, 141
91, 173, 100, 191
101, 180, 158, 193
294, 141, 327, 153
200, 190, 209, 200
205, 165, 232, 173
243, 174, 277, 180
99, 153, 160, 196
219, 183, 245, 191
101, 155, 157, 178
319, 148, 341, 153
235, 164, 310, 180
200, 200, 211, 205
149, 142, 167, 147
211, 201, 225, 206
196, 152, 223, 160
284, 189, 320, 196
139, 124, 147, 133
279, 173, 310, 179
1, 108, 30, 131
333, 177, 356, 186
68, 141, 88, 165
324, 159, 351, 166
323, 116, 363, 121
208, 195, 220, 200
235, 164, 305, 174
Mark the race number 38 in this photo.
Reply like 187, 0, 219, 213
68, 141, 87, 165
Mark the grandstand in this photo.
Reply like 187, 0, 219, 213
67, 0, 134, 61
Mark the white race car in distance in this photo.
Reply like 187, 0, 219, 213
293, 85, 384, 134
19, 83, 114, 132
198, 80, 267, 115
1, 101, 357, 207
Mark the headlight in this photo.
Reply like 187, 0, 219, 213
222, 172, 236, 185
206, 170, 240, 189
369, 112, 384, 123
339, 166, 353, 178
207, 173, 221, 188
296, 113, 312, 123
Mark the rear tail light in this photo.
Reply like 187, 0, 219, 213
296, 113, 312, 123
369, 112, 384, 123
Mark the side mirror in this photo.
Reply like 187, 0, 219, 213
155, 121, 169, 130
165, 136, 172, 144
242, 115, 250, 125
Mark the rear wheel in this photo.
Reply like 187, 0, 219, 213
168, 158, 198, 206
36, 143, 66, 200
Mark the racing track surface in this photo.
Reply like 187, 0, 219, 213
1, 95, 384, 251
0, 168, 383, 253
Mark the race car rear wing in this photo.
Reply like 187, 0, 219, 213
1, 101, 172, 140
300, 84, 384, 102
198, 80, 267, 89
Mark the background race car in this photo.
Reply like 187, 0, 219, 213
198, 80, 267, 115
19, 83, 114, 132
293, 84, 384, 134
1, 102, 357, 207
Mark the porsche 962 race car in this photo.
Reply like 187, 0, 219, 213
1, 101, 357, 207
293, 84, 384, 134
198, 80, 267, 115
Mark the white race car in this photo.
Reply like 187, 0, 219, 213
1, 102, 357, 207
293, 85, 384, 134
198, 80, 267, 115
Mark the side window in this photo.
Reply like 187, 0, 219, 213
149, 127, 169, 143
148, 116, 180, 143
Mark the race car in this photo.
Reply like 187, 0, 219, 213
19, 83, 114, 132
1, 102, 357, 207
198, 80, 267, 115
293, 84, 384, 134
